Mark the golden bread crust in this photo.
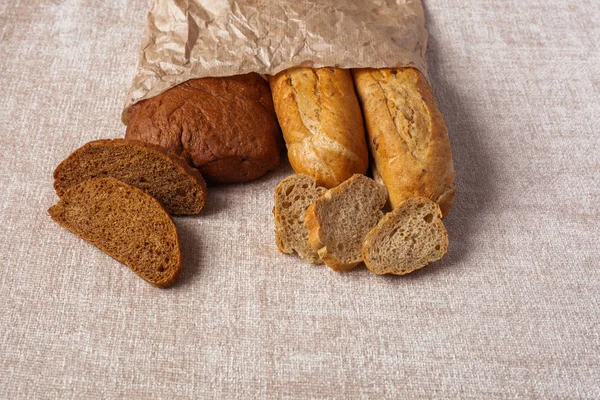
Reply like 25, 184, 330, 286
269, 67, 369, 188
353, 68, 456, 217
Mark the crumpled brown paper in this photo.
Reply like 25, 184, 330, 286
122, 0, 428, 123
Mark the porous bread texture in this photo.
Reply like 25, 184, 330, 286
48, 178, 181, 287
362, 197, 448, 275
53, 139, 207, 215
273, 174, 326, 264
305, 174, 387, 272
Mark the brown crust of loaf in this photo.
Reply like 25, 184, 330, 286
352, 68, 456, 217
53, 138, 208, 215
49, 178, 182, 288
125, 73, 282, 184
268, 67, 369, 188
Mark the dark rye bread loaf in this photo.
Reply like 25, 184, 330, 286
125, 73, 282, 184
53, 139, 207, 216
49, 178, 181, 287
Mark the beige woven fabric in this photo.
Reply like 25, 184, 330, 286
1, 0, 599, 398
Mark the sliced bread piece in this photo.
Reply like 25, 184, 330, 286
49, 177, 181, 287
273, 174, 326, 264
362, 197, 448, 275
53, 139, 207, 215
305, 174, 387, 272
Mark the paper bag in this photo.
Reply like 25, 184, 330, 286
123, 0, 428, 123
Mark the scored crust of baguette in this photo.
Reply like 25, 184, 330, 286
362, 197, 448, 275
352, 68, 456, 217
273, 174, 326, 264
305, 174, 387, 272
53, 139, 207, 215
268, 67, 369, 188
49, 178, 182, 287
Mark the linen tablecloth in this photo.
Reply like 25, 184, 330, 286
1, 0, 599, 398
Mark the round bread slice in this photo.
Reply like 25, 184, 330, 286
48, 178, 182, 287
53, 139, 207, 215
305, 174, 388, 272
273, 174, 326, 264
362, 197, 448, 275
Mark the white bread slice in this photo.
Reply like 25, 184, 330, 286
273, 174, 326, 264
305, 174, 387, 272
362, 197, 448, 275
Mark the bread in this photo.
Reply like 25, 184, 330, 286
273, 174, 326, 264
125, 73, 282, 184
352, 68, 456, 217
53, 139, 207, 215
48, 178, 181, 287
362, 197, 448, 275
305, 174, 387, 272
269, 67, 369, 188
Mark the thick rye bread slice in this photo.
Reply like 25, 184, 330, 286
53, 139, 207, 215
305, 174, 387, 272
273, 174, 326, 264
49, 178, 182, 287
362, 198, 448, 275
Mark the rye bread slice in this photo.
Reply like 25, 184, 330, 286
49, 177, 181, 287
273, 174, 326, 264
305, 174, 387, 272
362, 197, 448, 275
53, 139, 207, 215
